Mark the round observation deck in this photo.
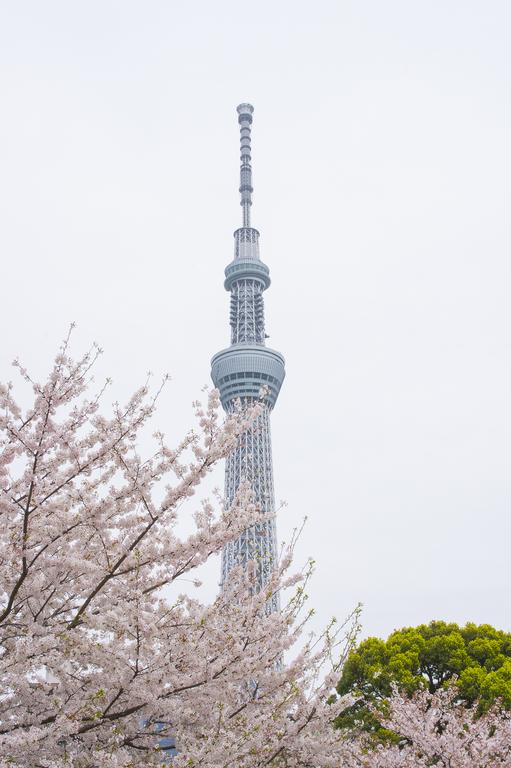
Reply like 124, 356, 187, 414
211, 344, 285, 410
224, 258, 270, 291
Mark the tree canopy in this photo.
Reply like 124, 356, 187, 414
335, 620, 511, 739
347, 686, 511, 767
0, 335, 360, 767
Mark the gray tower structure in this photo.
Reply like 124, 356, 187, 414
211, 104, 285, 607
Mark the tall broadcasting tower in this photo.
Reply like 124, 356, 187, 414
211, 104, 285, 608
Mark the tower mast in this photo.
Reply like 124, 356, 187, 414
238, 103, 253, 228
211, 105, 285, 608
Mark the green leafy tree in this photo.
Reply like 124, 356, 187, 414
335, 621, 511, 741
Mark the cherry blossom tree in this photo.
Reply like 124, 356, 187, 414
0, 331, 360, 767
348, 686, 511, 767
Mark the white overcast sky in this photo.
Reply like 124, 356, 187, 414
1, 1, 510, 641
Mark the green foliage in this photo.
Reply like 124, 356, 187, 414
335, 621, 511, 741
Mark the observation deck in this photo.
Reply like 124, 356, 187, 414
211, 344, 285, 410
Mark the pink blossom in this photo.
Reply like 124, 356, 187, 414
348, 686, 511, 767
0, 334, 359, 767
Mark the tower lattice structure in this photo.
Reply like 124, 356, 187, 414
211, 104, 285, 610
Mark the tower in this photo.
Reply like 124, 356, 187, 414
211, 104, 285, 608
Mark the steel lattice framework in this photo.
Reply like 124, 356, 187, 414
211, 104, 285, 610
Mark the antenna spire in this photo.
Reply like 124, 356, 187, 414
237, 103, 254, 227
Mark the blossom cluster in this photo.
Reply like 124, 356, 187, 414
0, 335, 358, 767
347, 686, 511, 767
